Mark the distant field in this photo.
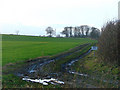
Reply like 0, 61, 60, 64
2, 34, 97, 66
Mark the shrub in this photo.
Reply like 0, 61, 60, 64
98, 20, 119, 65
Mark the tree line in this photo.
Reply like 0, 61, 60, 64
45, 25, 100, 39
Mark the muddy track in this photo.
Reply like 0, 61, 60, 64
14, 43, 101, 88
15, 43, 90, 76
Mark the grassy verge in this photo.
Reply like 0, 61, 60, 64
71, 51, 119, 88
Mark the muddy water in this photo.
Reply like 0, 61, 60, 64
62, 49, 91, 70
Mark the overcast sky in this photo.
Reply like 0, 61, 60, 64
0, 0, 119, 36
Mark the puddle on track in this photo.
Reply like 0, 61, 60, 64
68, 71, 88, 77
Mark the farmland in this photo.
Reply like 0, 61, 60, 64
2, 34, 119, 88
2, 34, 96, 66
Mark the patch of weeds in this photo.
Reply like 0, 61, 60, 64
2, 74, 28, 88
112, 67, 119, 75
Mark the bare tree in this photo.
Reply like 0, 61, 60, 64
45, 27, 54, 37
77, 27, 81, 37
61, 27, 69, 37
74, 27, 78, 37
85, 27, 89, 37
83, 25, 90, 37
80, 26, 84, 37
69, 27, 73, 37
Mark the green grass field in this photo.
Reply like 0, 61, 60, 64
2, 34, 97, 66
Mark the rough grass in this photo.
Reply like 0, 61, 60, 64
71, 51, 119, 88
2, 34, 97, 66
